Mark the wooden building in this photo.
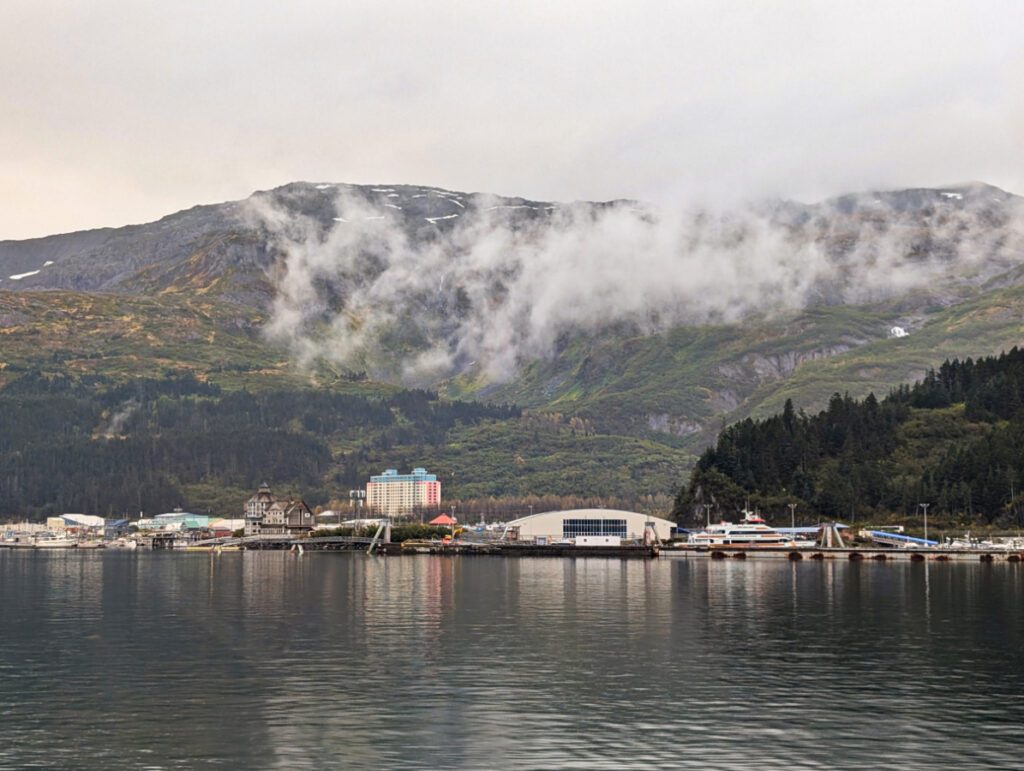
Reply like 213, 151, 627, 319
244, 483, 316, 536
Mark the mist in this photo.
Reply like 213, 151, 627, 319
250, 184, 1024, 383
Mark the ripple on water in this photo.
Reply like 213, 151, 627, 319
1, 552, 1022, 769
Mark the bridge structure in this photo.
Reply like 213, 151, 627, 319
189, 534, 377, 550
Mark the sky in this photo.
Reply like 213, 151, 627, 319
1, 0, 1022, 240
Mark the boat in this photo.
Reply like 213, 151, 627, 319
32, 536, 78, 549
106, 538, 138, 550
688, 510, 816, 549
0, 539, 36, 549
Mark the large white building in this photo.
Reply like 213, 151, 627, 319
366, 468, 441, 517
46, 514, 105, 533
504, 508, 677, 544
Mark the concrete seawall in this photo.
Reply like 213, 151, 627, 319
664, 545, 1024, 562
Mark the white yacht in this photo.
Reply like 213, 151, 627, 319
688, 510, 815, 548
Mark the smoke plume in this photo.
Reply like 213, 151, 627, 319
101, 399, 139, 438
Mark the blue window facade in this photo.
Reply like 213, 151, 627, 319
562, 518, 627, 539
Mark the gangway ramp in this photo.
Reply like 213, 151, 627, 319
865, 530, 938, 548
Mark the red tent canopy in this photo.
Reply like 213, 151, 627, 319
429, 514, 456, 526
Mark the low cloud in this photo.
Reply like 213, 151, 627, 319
251, 185, 1024, 383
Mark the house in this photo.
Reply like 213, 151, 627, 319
244, 483, 316, 536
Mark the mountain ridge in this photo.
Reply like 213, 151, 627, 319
4, 180, 1019, 297
2, 180, 1023, 508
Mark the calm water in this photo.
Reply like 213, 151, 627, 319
1, 552, 1023, 770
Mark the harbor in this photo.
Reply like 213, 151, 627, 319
5, 508, 1024, 563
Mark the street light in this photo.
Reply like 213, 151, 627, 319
788, 503, 797, 531
919, 503, 930, 544
703, 503, 712, 529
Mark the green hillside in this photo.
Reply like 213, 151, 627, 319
0, 366, 692, 520
447, 283, 1024, 452
2, 280, 1023, 520
677, 349, 1024, 529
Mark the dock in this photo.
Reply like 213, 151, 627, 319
381, 541, 659, 558
192, 535, 660, 558
665, 545, 1024, 562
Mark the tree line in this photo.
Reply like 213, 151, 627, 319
675, 347, 1024, 527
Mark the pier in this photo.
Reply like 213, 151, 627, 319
381, 541, 659, 558
185, 534, 660, 558
665, 545, 1024, 562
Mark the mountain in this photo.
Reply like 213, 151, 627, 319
1, 181, 1023, 517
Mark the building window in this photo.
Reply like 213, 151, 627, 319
562, 519, 627, 538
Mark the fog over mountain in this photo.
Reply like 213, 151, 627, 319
250, 182, 1024, 382
3, 179, 1024, 479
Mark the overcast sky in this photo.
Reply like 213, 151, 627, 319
1, 0, 1022, 239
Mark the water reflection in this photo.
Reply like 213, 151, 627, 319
0, 552, 1022, 769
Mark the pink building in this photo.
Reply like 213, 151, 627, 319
366, 468, 441, 517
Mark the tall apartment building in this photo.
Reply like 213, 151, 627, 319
366, 468, 441, 517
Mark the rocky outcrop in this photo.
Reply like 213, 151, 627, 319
647, 413, 702, 437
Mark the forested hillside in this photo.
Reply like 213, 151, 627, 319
0, 372, 517, 519
675, 348, 1024, 527
0, 370, 690, 520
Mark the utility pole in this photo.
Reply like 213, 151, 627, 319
919, 502, 930, 544
703, 503, 712, 529
788, 503, 797, 531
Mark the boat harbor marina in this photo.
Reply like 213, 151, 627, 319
7, 531, 1022, 563
6, 480, 1024, 563
4, 503, 1024, 562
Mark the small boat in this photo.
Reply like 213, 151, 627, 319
0, 539, 36, 549
32, 537, 78, 549
106, 538, 138, 550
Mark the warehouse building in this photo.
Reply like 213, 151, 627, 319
504, 508, 676, 545
46, 514, 106, 535
134, 512, 210, 531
